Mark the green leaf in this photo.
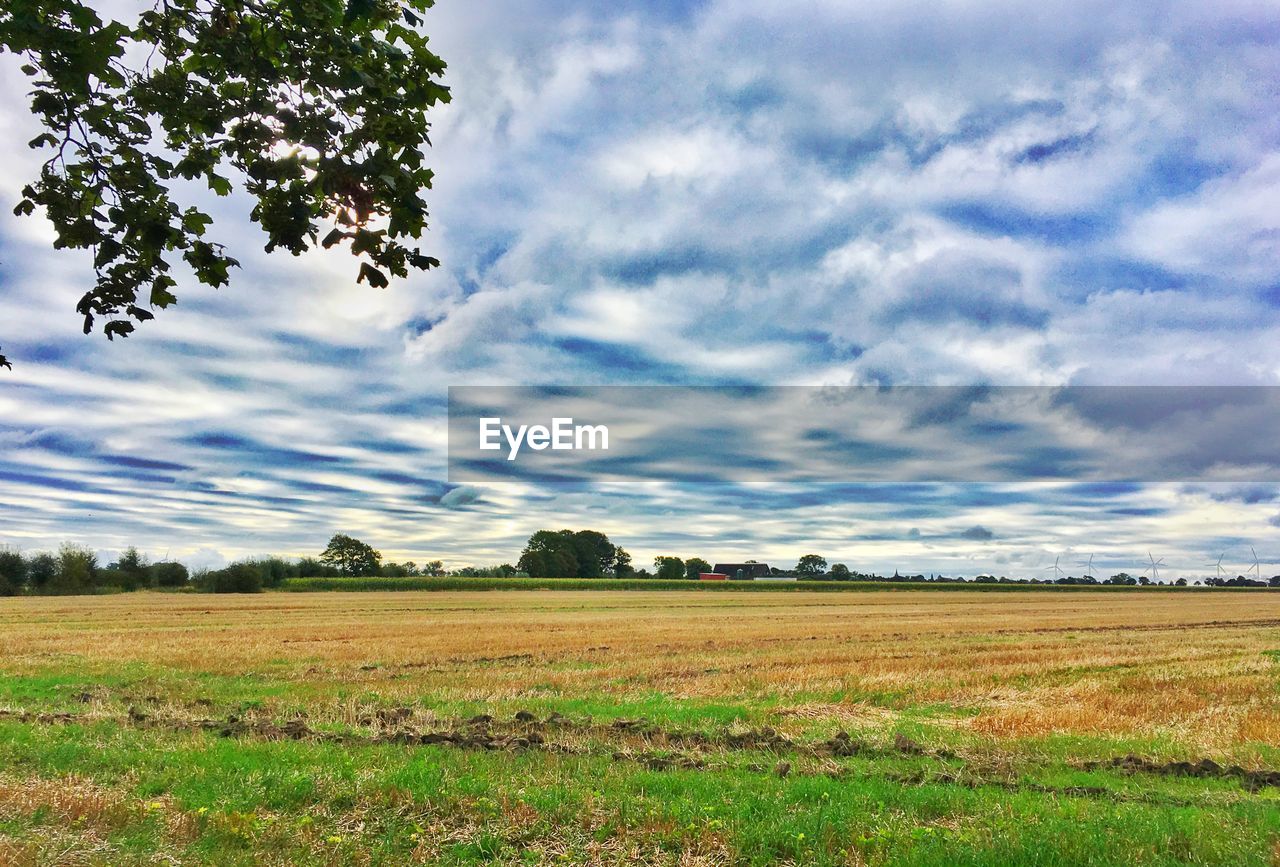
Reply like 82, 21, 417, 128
344, 0, 377, 24
208, 175, 233, 196
150, 289, 178, 309
104, 320, 135, 340
68, 4, 103, 31
182, 208, 213, 234
150, 276, 178, 309
357, 262, 389, 288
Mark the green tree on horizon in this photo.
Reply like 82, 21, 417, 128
518, 529, 630, 579
0, 548, 27, 596
319, 533, 382, 576
54, 543, 97, 593
795, 554, 828, 576
653, 556, 684, 581
684, 557, 711, 580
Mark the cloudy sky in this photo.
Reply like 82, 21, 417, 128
1, 0, 1279, 578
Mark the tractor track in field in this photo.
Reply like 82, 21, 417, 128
995, 617, 1280, 636
4, 705, 1279, 801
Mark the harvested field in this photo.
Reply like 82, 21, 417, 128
1, 589, 1279, 864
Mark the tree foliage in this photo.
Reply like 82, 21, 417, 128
518, 529, 630, 579
683, 557, 711, 581
54, 543, 98, 593
319, 532, 382, 576
111, 545, 148, 580
26, 552, 57, 590
0, 0, 449, 368
653, 555, 684, 581
0, 548, 27, 596
517, 530, 579, 578
200, 560, 263, 592
795, 554, 828, 576
151, 560, 190, 587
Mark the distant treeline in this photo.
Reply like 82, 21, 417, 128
3, 530, 1277, 595
807, 569, 1280, 588
0, 537, 518, 596
641, 554, 1280, 588
0, 545, 188, 596
278, 576, 1277, 594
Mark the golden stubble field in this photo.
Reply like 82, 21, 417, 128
2, 589, 1279, 752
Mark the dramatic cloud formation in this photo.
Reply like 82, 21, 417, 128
1, 0, 1278, 576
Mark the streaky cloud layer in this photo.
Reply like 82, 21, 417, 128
0, 0, 1278, 576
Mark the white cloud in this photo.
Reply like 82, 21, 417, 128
1123, 153, 1280, 283
2, 0, 1279, 570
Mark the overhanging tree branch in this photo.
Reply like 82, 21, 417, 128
0, 0, 449, 368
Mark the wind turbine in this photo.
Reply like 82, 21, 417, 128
1214, 554, 1226, 581
1246, 546, 1261, 581
1143, 551, 1165, 583
1044, 555, 1065, 581
1077, 553, 1095, 579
